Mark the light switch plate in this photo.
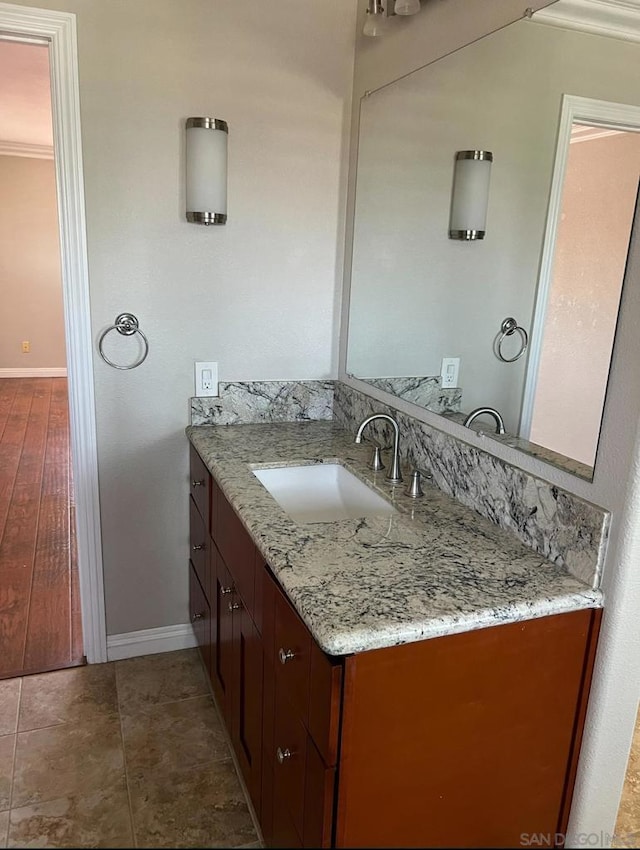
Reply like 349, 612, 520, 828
195, 361, 219, 397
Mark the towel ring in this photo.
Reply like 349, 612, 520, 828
98, 313, 149, 370
496, 317, 528, 363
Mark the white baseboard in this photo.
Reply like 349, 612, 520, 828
106, 623, 197, 661
0, 367, 68, 378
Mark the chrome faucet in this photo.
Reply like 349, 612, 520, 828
355, 413, 403, 484
463, 407, 506, 435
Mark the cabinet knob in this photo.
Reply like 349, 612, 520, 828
191, 543, 205, 551
191, 611, 204, 622
276, 747, 292, 764
220, 586, 234, 596
228, 600, 241, 612
191, 478, 204, 488
278, 648, 295, 665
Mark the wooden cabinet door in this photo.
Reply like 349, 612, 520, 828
212, 551, 234, 726
232, 603, 264, 817
189, 564, 211, 677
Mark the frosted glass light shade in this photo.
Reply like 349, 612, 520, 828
395, 0, 421, 14
186, 117, 228, 225
449, 150, 493, 240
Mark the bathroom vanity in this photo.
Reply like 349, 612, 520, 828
187, 421, 602, 849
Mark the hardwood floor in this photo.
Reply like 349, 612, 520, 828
0, 377, 83, 679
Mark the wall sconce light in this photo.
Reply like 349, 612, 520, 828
185, 117, 228, 225
363, 0, 387, 36
448, 150, 493, 240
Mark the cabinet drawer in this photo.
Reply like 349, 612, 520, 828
218, 492, 255, 615
274, 586, 312, 725
189, 445, 210, 524
189, 496, 209, 601
189, 564, 211, 678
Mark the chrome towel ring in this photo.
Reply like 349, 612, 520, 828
495, 317, 528, 363
98, 313, 149, 370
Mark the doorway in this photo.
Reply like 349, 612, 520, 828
0, 40, 83, 678
0, 3, 106, 666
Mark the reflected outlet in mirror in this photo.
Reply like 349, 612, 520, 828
252, 463, 397, 524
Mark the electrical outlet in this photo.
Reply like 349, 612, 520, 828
440, 357, 460, 389
22, 341, 30, 353
195, 361, 219, 398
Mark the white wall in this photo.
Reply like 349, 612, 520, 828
342, 2, 640, 845
8, 0, 356, 636
0, 155, 66, 369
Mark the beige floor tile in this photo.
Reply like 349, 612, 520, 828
19, 664, 118, 732
0, 736, 16, 812
0, 681, 20, 737
0, 810, 9, 848
122, 694, 230, 772
128, 759, 257, 848
7, 786, 133, 849
115, 649, 208, 712
12, 716, 125, 809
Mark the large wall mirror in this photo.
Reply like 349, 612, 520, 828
346, 15, 640, 481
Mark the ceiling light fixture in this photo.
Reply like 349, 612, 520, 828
363, 0, 387, 37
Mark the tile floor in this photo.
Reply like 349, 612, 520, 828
0, 649, 260, 848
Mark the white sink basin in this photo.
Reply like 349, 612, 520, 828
252, 463, 396, 523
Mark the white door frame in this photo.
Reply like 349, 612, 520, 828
520, 93, 640, 439
0, 2, 107, 663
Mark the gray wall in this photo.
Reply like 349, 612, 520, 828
8, 0, 358, 636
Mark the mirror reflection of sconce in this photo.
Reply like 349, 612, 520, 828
186, 117, 228, 225
449, 150, 493, 240
363, 0, 420, 37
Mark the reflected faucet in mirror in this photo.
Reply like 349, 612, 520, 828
463, 407, 506, 435
355, 413, 403, 484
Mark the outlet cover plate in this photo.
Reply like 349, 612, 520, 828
195, 361, 219, 398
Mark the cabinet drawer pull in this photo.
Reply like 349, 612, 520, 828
191, 543, 205, 551
220, 585, 234, 596
278, 648, 295, 665
191, 478, 204, 487
276, 746, 292, 764
228, 600, 241, 612
191, 611, 204, 622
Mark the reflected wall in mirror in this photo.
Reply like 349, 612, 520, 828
346, 16, 640, 480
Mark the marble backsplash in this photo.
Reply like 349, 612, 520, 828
190, 380, 333, 425
333, 382, 609, 588
357, 376, 462, 413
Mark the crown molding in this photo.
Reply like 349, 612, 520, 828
570, 125, 624, 142
0, 140, 54, 159
533, 0, 640, 43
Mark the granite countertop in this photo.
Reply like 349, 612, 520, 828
187, 421, 602, 656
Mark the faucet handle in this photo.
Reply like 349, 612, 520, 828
404, 469, 424, 499
368, 444, 385, 472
